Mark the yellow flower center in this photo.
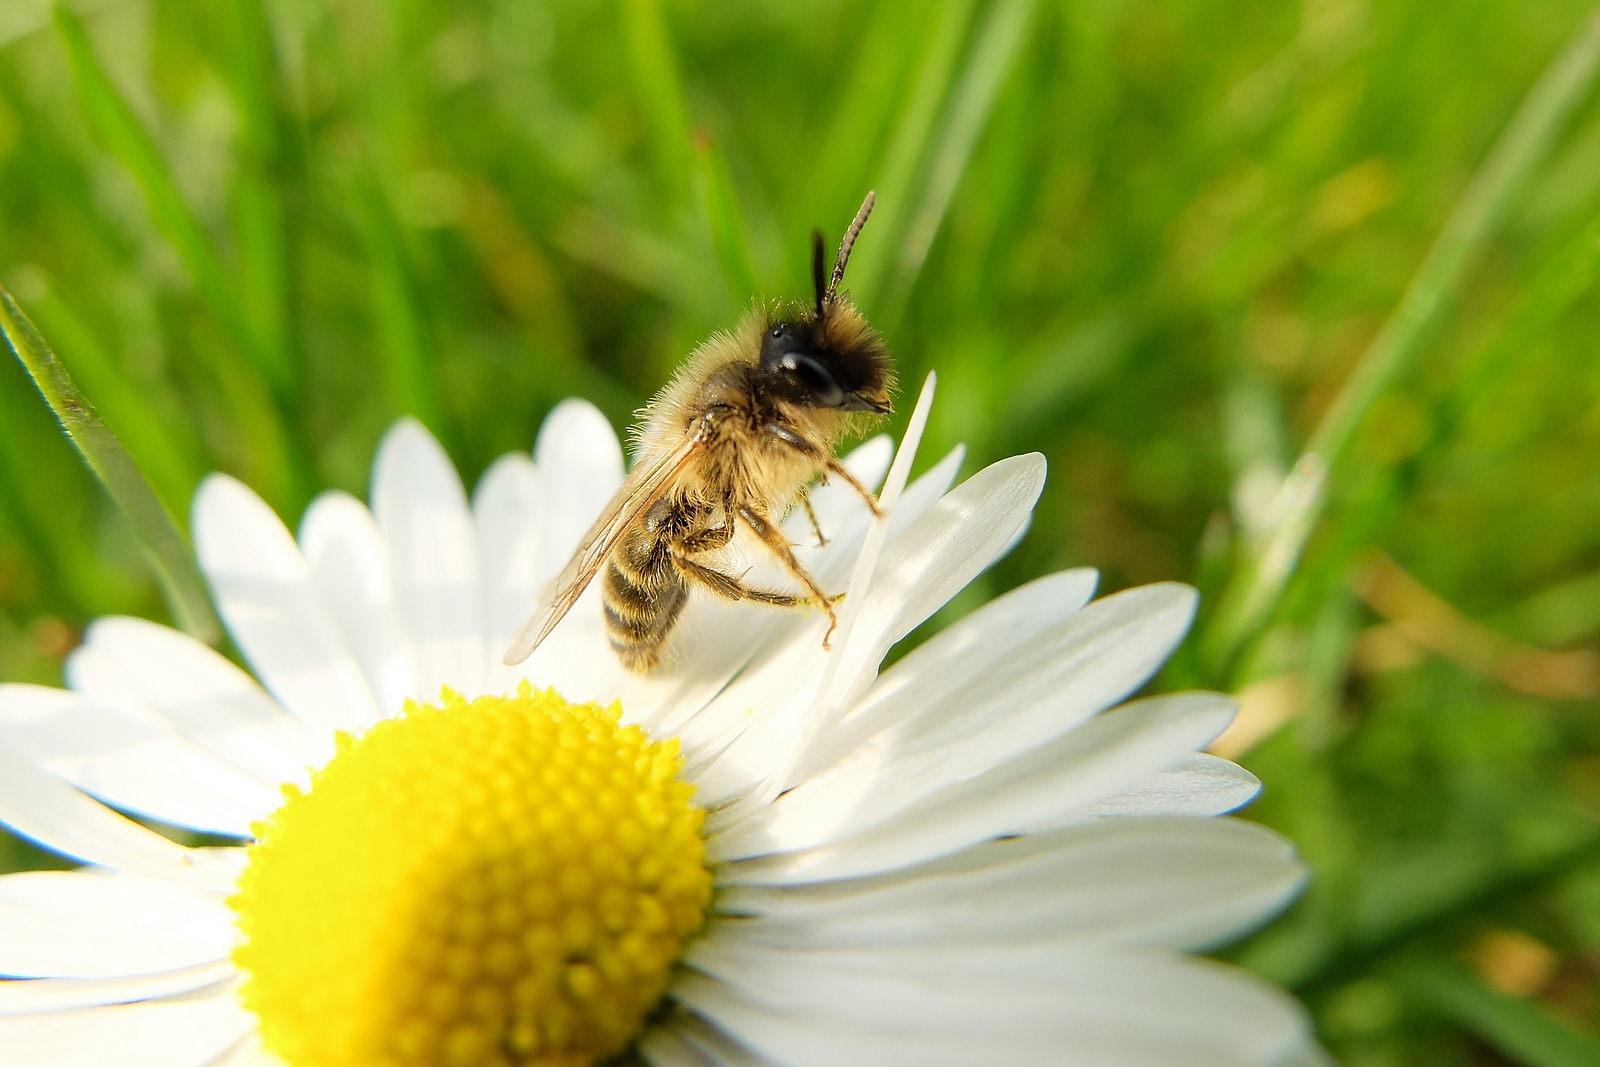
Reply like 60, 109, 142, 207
231, 684, 712, 1067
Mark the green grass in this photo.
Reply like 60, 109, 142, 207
6, 1, 1600, 1061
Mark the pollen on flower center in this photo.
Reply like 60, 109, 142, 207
231, 683, 712, 1067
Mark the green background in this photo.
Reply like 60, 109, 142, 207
4, 1, 1600, 1063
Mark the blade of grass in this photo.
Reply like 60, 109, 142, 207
1200, 5, 1600, 680
219, 0, 297, 378
847, 0, 978, 310
879, 0, 1036, 323
693, 131, 758, 303
54, 5, 292, 395
354, 173, 445, 438
1442, 210, 1600, 435
0, 287, 221, 645
806, 0, 924, 236
22, 277, 201, 513
1393, 956, 1600, 1067
622, 0, 692, 207
0, 349, 114, 612
1262, 205, 1600, 644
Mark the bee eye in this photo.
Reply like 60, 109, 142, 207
770, 327, 783, 338
781, 353, 846, 407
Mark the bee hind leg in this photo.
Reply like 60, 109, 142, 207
736, 505, 842, 649
670, 553, 804, 608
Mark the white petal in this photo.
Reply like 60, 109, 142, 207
0, 870, 234, 978
209, 1033, 281, 1067
299, 491, 413, 719
686, 446, 984, 809
0, 738, 240, 891
0, 987, 252, 1067
710, 586, 1201, 862
66, 617, 322, 786
673, 970, 960, 1067
716, 691, 1234, 882
792, 568, 1099, 782
1047, 752, 1260, 824
473, 451, 541, 688
824, 451, 1040, 705
194, 474, 379, 734
664, 1013, 778, 1067
718, 816, 1305, 952
371, 419, 486, 701
638, 1025, 716, 1067
621, 594, 791, 741
509, 401, 628, 702
532, 399, 624, 587
798, 442, 968, 601
677, 940, 1328, 1067
0, 961, 234, 1016
0, 685, 275, 836
857, 581, 1197, 769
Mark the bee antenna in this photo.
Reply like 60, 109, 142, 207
826, 190, 876, 305
811, 229, 827, 319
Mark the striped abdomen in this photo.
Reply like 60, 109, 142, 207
602, 527, 689, 673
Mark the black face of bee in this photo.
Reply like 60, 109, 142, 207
758, 320, 889, 413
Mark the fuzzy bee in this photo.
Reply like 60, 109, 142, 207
504, 193, 894, 672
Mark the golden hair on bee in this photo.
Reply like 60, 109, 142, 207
504, 193, 895, 672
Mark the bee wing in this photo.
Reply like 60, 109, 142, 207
501, 428, 708, 665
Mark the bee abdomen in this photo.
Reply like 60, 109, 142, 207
602, 557, 688, 673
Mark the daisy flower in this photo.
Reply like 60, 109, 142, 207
0, 385, 1328, 1067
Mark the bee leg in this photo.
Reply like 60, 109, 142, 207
737, 505, 842, 648
763, 421, 882, 522
670, 553, 804, 607
800, 490, 828, 547
824, 459, 884, 520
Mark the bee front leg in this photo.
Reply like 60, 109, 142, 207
737, 505, 842, 649
764, 420, 882, 524
824, 458, 884, 520
800, 489, 828, 547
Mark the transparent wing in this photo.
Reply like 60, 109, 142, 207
502, 429, 708, 665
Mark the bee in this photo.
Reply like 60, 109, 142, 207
504, 193, 894, 672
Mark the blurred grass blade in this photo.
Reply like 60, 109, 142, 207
219, 0, 296, 377
1444, 210, 1600, 433
53, 5, 291, 395
1393, 957, 1600, 1067
880, 0, 1035, 321
808, 0, 922, 231
848, 0, 977, 309
0, 287, 221, 645
1308, 6, 1600, 467
1201, 5, 1600, 678
622, 0, 692, 205
355, 175, 445, 437
217, 0, 283, 164
693, 132, 759, 302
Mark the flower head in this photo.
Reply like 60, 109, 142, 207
0, 397, 1328, 1065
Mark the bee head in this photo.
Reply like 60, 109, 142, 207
756, 193, 893, 414
758, 318, 889, 413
